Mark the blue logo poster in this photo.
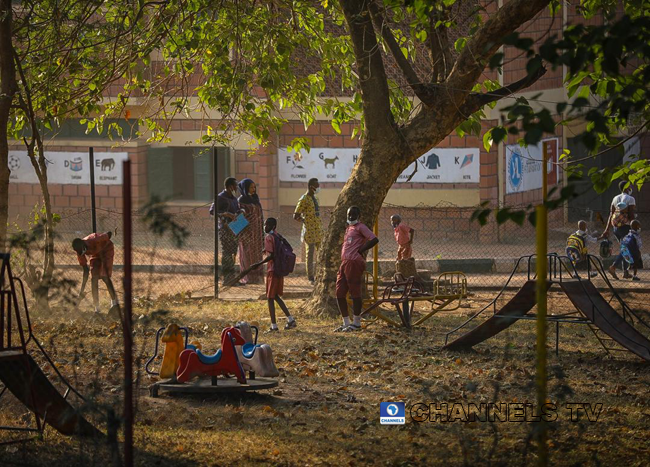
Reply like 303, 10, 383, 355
508, 150, 523, 191
380, 402, 405, 425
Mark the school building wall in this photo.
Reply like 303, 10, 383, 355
6, 4, 645, 239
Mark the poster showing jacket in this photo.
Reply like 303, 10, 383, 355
279, 147, 480, 184
8, 151, 129, 185
505, 138, 558, 194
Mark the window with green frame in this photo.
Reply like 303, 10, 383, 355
147, 147, 230, 202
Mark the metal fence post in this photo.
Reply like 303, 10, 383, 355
122, 160, 133, 467
213, 147, 219, 299
89, 147, 97, 233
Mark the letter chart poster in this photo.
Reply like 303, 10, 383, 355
279, 147, 480, 184
506, 138, 559, 194
8, 151, 129, 185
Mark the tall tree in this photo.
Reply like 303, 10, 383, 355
4, 0, 194, 308
0, 0, 18, 247
306, 0, 554, 313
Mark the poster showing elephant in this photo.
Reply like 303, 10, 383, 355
279, 147, 480, 184
8, 151, 129, 185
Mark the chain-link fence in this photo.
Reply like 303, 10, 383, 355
7, 202, 650, 307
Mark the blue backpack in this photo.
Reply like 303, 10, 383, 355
272, 233, 296, 277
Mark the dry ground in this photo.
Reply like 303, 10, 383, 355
0, 293, 649, 466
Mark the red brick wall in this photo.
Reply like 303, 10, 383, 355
503, 7, 564, 91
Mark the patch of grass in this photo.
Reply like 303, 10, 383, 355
1, 297, 648, 466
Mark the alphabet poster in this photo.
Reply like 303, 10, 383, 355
8, 151, 129, 185
278, 147, 480, 184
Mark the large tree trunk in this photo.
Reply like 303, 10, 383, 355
305, 139, 408, 315
0, 0, 17, 248
304, 108, 459, 316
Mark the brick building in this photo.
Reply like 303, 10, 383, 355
7, 4, 648, 240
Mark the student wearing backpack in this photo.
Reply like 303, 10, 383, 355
603, 181, 636, 278
334, 206, 378, 332
612, 220, 643, 281
254, 217, 297, 332
566, 220, 602, 278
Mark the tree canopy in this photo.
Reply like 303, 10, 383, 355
1, 0, 648, 307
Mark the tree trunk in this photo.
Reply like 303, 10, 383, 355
304, 138, 412, 316
0, 0, 17, 248
29, 164, 54, 312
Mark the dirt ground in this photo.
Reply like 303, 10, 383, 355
0, 293, 649, 466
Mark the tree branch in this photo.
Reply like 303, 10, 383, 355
428, 8, 453, 83
366, 0, 435, 105
446, 0, 551, 101
460, 64, 547, 115
339, 0, 396, 138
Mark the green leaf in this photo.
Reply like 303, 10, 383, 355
454, 38, 467, 53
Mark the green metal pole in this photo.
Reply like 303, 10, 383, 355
535, 204, 548, 466
536, 141, 549, 466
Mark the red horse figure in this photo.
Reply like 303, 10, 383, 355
176, 327, 247, 384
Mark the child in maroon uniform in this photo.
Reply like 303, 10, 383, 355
334, 206, 378, 332
256, 218, 296, 332
391, 214, 415, 260
72, 231, 118, 313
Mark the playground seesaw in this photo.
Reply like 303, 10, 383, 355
443, 253, 650, 361
0, 253, 102, 442
358, 271, 467, 328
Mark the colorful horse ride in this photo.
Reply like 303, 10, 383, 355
235, 322, 280, 378
176, 327, 247, 384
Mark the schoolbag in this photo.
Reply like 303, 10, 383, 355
271, 233, 296, 277
566, 233, 587, 263
599, 239, 612, 259
612, 202, 630, 228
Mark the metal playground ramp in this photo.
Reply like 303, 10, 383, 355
443, 254, 650, 361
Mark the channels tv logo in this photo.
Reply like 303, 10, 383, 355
380, 402, 405, 425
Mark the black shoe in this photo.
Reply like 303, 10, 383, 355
284, 319, 297, 330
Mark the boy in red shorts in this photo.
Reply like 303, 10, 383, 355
256, 218, 296, 332
334, 206, 378, 332
72, 231, 118, 314
391, 214, 415, 260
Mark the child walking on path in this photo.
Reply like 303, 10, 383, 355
255, 218, 297, 332
391, 215, 414, 261
611, 220, 643, 281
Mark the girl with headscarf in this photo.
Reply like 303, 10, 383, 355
237, 178, 264, 284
